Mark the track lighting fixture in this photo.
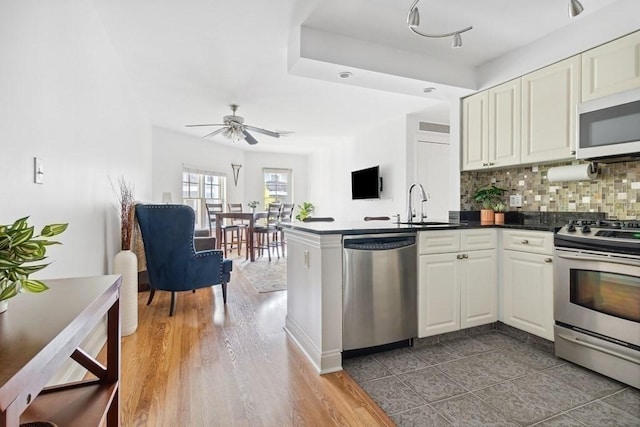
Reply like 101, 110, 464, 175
569, 0, 584, 17
406, 0, 472, 49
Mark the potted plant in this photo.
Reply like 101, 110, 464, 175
473, 184, 506, 224
247, 200, 260, 213
0, 217, 67, 313
295, 202, 315, 221
493, 202, 506, 225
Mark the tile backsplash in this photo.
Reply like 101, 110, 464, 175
460, 160, 640, 219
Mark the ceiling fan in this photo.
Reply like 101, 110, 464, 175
185, 104, 281, 145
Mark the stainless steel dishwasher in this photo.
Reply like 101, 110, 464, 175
343, 233, 417, 351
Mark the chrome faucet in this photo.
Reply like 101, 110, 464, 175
407, 183, 429, 223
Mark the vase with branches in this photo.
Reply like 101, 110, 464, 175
111, 176, 138, 335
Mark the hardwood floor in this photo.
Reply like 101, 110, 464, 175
116, 266, 394, 426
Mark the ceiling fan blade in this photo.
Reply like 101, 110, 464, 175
242, 130, 259, 145
201, 127, 227, 139
185, 123, 225, 127
244, 125, 280, 138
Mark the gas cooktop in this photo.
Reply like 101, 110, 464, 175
555, 219, 640, 255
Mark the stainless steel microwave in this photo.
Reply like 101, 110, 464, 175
576, 87, 640, 162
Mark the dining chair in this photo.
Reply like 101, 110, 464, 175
206, 202, 241, 257
278, 203, 295, 255
253, 203, 282, 261
227, 202, 249, 258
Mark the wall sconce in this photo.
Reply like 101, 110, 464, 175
231, 163, 242, 187
161, 192, 173, 203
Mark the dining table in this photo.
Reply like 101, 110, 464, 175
214, 212, 260, 262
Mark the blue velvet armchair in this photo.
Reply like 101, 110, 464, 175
135, 204, 233, 316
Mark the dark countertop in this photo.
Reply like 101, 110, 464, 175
280, 219, 561, 235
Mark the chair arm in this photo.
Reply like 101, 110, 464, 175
187, 249, 233, 288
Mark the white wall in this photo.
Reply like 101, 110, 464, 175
308, 116, 409, 221
0, 0, 152, 279
152, 126, 309, 214
152, 127, 246, 205
244, 151, 309, 210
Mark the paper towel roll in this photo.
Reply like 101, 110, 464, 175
547, 163, 597, 183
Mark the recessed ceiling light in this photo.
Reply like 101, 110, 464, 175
423, 87, 436, 93
338, 71, 352, 79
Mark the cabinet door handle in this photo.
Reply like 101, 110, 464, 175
521, 239, 529, 244
457, 254, 464, 260
488, 162, 495, 166
544, 258, 553, 263
463, 254, 469, 259
482, 162, 489, 167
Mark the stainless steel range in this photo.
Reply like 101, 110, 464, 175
554, 219, 640, 388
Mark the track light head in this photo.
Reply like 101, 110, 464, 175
407, 6, 420, 27
452, 32, 462, 48
569, 0, 584, 17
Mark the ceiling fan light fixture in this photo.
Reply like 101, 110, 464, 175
569, 0, 584, 17
452, 32, 462, 48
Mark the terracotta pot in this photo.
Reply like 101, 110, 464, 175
494, 212, 505, 225
480, 209, 495, 224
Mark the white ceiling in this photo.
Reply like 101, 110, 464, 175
94, 0, 625, 154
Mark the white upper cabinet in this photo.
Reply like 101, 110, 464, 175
488, 79, 521, 168
461, 92, 488, 171
582, 31, 640, 102
521, 56, 581, 164
462, 79, 521, 171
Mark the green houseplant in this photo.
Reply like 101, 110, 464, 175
0, 217, 67, 311
473, 184, 506, 224
493, 202, 507, 225
295, 202, 315, 221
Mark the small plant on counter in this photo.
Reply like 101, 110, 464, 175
473, 184, 506, 210
0, 217, 68, 302
493, 202, 507, 212
295, 202, 315, 221
247, 200, 260, 209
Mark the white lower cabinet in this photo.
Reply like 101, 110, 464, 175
501, 230, 555, 341
418, 230, 497, 338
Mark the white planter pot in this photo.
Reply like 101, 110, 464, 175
113, 249, 138, 336
0, 299, 7, 314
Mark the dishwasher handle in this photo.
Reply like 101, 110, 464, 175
343, 235, 416, 251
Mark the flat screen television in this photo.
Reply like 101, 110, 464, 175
351, 166, 381, 200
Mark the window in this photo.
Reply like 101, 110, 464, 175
182, 167, 226, 229
263, 168, 292, 206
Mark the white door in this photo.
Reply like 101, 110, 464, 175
502, 249, 554, 340
418, 253, 460, 337
460, 249, 498, 329
521, 56, 580, 163
582, 31, 640, 101
488, 79, 521, 168
416, 139, 450, 220
461, 92, 489, 171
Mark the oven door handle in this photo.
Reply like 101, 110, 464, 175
557, 333, 640, 365
555, 251, 640, 267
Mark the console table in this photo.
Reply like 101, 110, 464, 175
0, 275, 122, 426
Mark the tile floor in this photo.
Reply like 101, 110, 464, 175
343, 331, 640, 426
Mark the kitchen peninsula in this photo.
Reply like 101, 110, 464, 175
282, 217, 570, 375
282, 220, 464, 374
